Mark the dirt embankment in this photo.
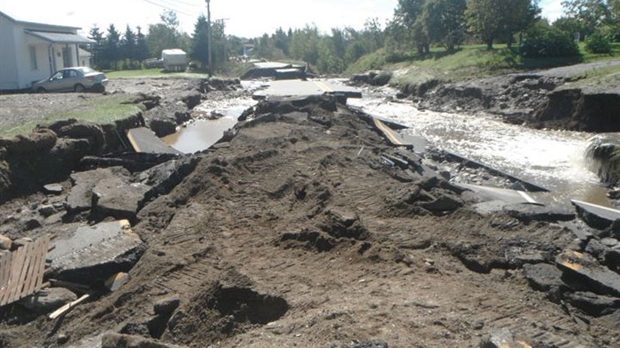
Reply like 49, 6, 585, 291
1, 91, 619, 347
393, 60, 620, 132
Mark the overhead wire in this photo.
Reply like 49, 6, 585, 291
136, 0, 196, 17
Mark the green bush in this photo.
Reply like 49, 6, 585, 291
585, 31, 612, 54
520, 27, 580, 58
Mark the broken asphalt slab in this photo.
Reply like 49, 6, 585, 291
556, 249, 620, 297
572, 199, 620, 230
47, 220, 145, 285
127, 127, 182, 155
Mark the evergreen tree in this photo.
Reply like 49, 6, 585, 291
135, 26, 150, 62
102, 24, 121, 69
88, 25, 104, 69
121, 25, 137, 68
190, 15, 210, 69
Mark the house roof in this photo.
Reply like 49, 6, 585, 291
26, 30, 94, 44
0, 11, 81, 32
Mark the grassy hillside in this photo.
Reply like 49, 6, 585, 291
347, 43, 620, 90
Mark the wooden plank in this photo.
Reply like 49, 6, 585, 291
0, 236, 51, 307
0, 252, 11, 301
1, 245, 26, 306
32, 236, 50, 293
12, 241, 35, 303
22, 239, 43, 298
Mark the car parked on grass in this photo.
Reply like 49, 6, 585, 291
32, 67, 108, 93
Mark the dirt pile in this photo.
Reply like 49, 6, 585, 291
1, 95, 620, 347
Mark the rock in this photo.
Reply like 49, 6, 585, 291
0, 234, 12, 250
556, 249, 620, 297
144, 103, 191, 137
19, 288, 77, 313
180, 91, 202, 109
480, 328, 526, 348
351, 339, 389, 348
47, 220, 145, 285
38, 204, 57, 217
91, 175, 150, 221
504, 203, 575, 223
564, 291, 620, 317
57, 333, 70, 344
523, 263, 564, 293
154, 296, 180, 315
137, 157, 199, 203
48, 120, 106, 151
43, 183, 63, 195
12, 237, 32, 249
67, 167, 129, 213
101, 332, 189, 348
601, 238, 619, 247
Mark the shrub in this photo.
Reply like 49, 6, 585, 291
520, 27, 580, 58
585, 31, 612, 54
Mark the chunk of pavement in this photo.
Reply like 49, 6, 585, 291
0, 234, 11, 250
101, 332, 189, 348
572, 200, 620, 230
480, 328, 529, 348
137, 157, 199, 203
154, 295, 181, 315
522, 263, 565, 293
18, 288, 77, 313
67, 167, 129, 213
564, 291, 620, 317
12, 237, 32, 249
418, 194, 463, 212
43, 183, 63, 195
504, 203, 575, 223
556, 249, 620, 297
47, 220, 145, 285
601, 238, 619, 247
92, 175, 151, 221
351, 339, 389, 348
472, 200, 509, 216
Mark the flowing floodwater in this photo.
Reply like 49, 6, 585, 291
348, 90, 609, 207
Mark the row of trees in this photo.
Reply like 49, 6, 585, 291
88, 10, 232, 71
87, 0, 620, 73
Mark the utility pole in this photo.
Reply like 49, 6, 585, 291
206, 0, 213, 76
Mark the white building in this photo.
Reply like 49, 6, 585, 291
0, 11, 94, 91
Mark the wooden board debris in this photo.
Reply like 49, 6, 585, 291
0, 235, 51, 307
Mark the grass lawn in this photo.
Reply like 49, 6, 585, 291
105, 68, 209, 79
0, 95, 143, 138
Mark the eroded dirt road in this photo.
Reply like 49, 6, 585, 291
0, 76, 619, 348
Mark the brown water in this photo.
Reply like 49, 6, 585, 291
348, 94, 610, 208
162, 98, 256, 154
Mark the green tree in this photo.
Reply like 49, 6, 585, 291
553, 16, 589, 40
423, 0, 467, 51
147, 10, 183, 58
272, 28, 290, 55
88, 25, 104, 69
466, 0, 539, 49
562, 0, 613, 36
135, 26, 150, 62
290, 26, 321, 65
121, 25, 137, 68
190, 15, 209, 69
101, 24, 121, 69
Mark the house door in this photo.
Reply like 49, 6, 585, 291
62, 47, 72, 67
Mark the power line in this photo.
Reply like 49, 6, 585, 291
167, 0, 202, 8
136, 0, 195, 17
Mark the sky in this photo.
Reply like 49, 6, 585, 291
0, 0, 566, 38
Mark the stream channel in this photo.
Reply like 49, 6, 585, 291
163, 82, 608, 208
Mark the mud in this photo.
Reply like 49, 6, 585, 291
1, 86, 620, 348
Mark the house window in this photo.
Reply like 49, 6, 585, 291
29, 46, 38, 70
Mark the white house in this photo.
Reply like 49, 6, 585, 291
0, 11, 94, 91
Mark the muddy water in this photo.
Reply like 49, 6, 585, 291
163, 98, 256, 154
348, 93, 609, 207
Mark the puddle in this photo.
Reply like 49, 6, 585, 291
163, 117, 237, 154
163, 98, 256, 154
